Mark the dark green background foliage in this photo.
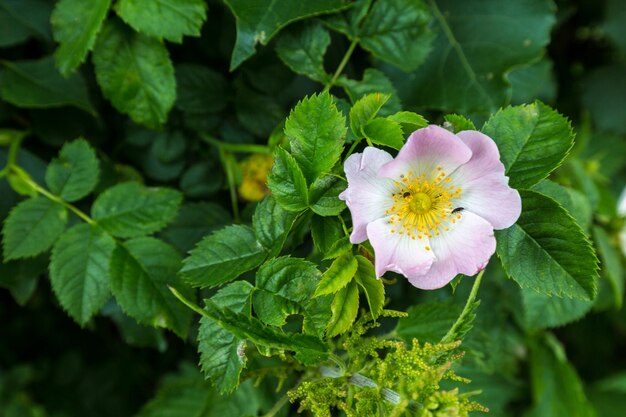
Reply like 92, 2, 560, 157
1, 0, 626, 416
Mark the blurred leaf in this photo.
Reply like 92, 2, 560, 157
45, 139, 100, 202
353, 255, 384, 319
253, 196, 299, 257
51, 0, 111, 75
326, 280, 359, 337
92, 182, 182, 238
50, 224, 115, 325
582, 65, 626, 134
388, 0, 556, 113
93, 19, 176, 128
2, 197, 67, 261
179, 161, 223, 198
593, 226, 624, 310
110, 237, 193, 337
115, 0, 207, 43
520, 288, 593, 331
267, 147, 309, 211
101, 300, 168, 350
223, 0, 348, 70
0, 255, 46, 305
285, 91, 346, 183
175, 63, 228, 114
509, 58, 556, 105
276, 22, 331, 82
533, 180, 592, 231
180, 224, 267, 288
234, 86, 284, 137
0, 57, 94, 114
482, 102, 574, 189
309, 174, 347, 216
0, 0, 52, 46
603, 0, 626, 54
496, 190, 598, 300
199, 281, 254, 393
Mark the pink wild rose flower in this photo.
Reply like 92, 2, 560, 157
339, 125, 521, 289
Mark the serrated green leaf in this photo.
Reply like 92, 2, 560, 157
109, 237, 193, 337
203, 300, 328, 365
2, 197, 67, 261
93, 19, 176, 128
311, 215, 343, 254
357, 0, 434, 71
267, 147, 309, 211
443, 114, 475, 133
387, 111, 428, 134
353, 255, 384, 320
496, 190, 598, 300
482, 102, 574, 189
349, 93, 390, 138
0, 56, 94, 114
223, 0, 348, 70
309, 174, 347, 216
326, 280, 359, 337
198, 281, 254, 393
315, 252, 358, 297
533, 180, 592, 231
284, 92, 346, 184
396, 301, 462, 343
51, 0, 111, 75
45, 139, 100, 202
388, 0, 556, 113
363, 117, 404, 149
252, 196, 299, 257
521, 288, 592, 331
180, 224, 267, 288
115, 0, 207, 43
49, 224, 115, 325
593, 226, 624, 310
0, 0, 52, 46
324, 236, 353, 260
92, 182, 182, 238
276, 23, 330, 82
337, 68, 401, 115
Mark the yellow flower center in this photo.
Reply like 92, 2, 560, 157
386, 167, 463, 248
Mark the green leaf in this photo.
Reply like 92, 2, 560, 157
51, 0, 111, 76
353, 255, 384, 320
0, 0, 52, 46
203, 300, 328, 365
45, 139, 100, 202
314, 252, 358, 297
252, 196, 299, 257
285, 92, 346, 184
520, 288, 592, 331
309, 174, 347, 216
496, 190, 598, 300
49, 224, 115, 325
0, 56, 94, 114
357, 0, 434, 71
2, 197, 67, 261
109, 237, 193, 337
604, 0, 626, 54
115, 0, 207, 43
326, 280, 359, 337
253, 257, 330, 337
582, 65, 626, 135
223, 0, 348, 70
276, 22, 330, 82
387, 111, 428, 134
363, 117, 404, 149
175, 64, 228, 114
396, 301, 462, 344
92, 182, 182, 238
349, 93, 390, 138
388, 0, 556, 113
93, 19, 176, 128
267, 147, 309, 211
482, 102, 574, 189
324, 236, 353, 260
311, 215, 343, 254
198, 281, 254, 393
593, 226, 624, 310
0, 255, 47, 305
337, 68, 401, 114
180, 224, 267, 288
526, 336, 596, 417
509, 58, 556, 105
533, 180, 592, 231
443, 114, 475, 133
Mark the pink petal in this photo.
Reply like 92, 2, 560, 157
366, 218, 436, 280
408, 211, 496, 289
378, 125, 472, 180
340, 147, 396, 243
449, 130, 521, 230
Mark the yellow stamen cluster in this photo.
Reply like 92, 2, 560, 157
385, 167, 463, 248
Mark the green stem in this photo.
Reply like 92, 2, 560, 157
326, 38, 359, 90
218, 147, 240, 223
441, 269, 484, 344
200, 133, 270, 154
0, 131, 27, 179
344, 138, 363, 162
168, 286, 210, 318
262, 394, 289, 417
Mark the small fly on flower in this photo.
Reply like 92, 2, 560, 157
451, 207, 465, 214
